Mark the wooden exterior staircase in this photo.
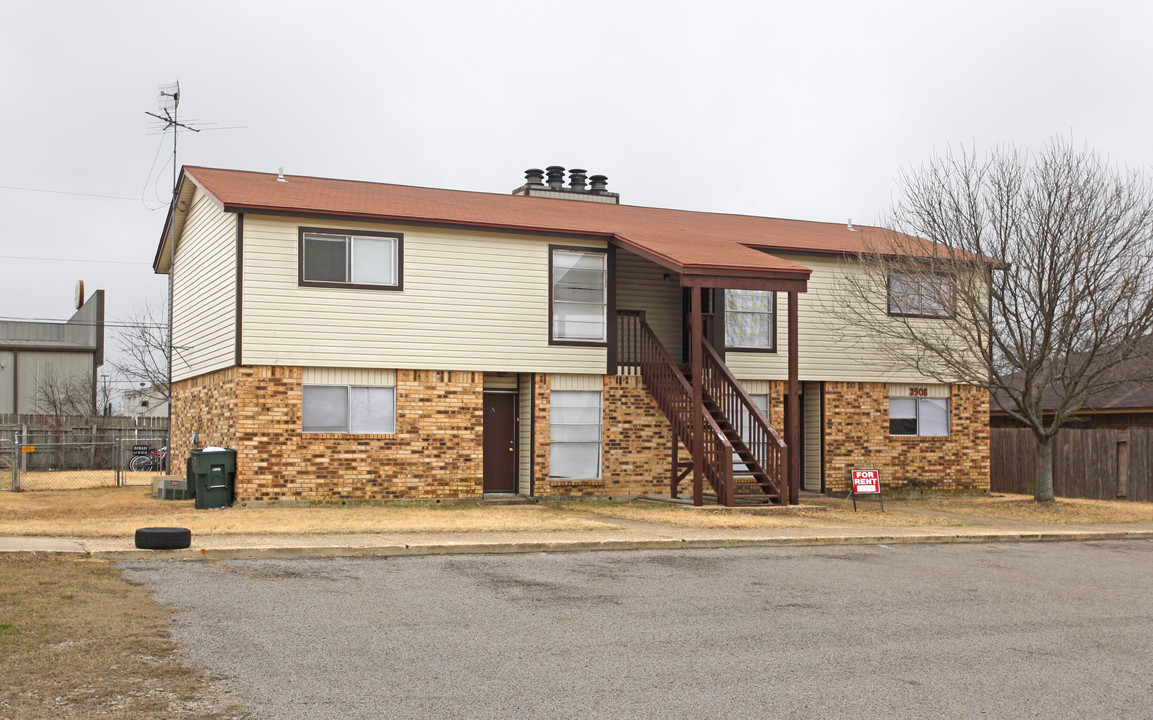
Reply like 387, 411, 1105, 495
618, 310, 787, 506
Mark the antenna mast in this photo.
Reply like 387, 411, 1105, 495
145, 81, 199, 458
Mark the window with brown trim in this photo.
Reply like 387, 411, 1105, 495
888, 272, 952, 318
725, 289, 776, 351
550, 246, 608, 345
299, 227, 403, 290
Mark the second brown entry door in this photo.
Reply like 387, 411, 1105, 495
482, 392, 517, 493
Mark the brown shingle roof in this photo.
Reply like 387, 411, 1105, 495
161, 166, 907, 279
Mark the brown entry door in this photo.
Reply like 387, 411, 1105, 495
483, 392, 517, 493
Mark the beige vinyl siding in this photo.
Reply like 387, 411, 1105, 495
724, 252, 953, 384
518, 373, 532, 495
483, 373, 517, 390
802, 381, 821, 492
738, 379, 773, 396
302, 368, 396, 386
15, 351, 93, 414
241, 216, 606, 373
171, 186, 237, 382
550, 374, 604, 391
890, 382, 950, 398
615, 251, 682, 359
0, 351, 13, 414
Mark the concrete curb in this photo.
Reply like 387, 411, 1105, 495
54, 529, 1153, 561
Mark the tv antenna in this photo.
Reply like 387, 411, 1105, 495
145, 80, 200, 449
145, 81, 200, 210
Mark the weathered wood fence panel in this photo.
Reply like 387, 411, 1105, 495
1129, 428, 1153, 503
990, 428, 1036, 495
992, 427, 1152, 501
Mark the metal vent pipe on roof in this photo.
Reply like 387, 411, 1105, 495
545, 166, 566, 189
589, 174, 608, 193
524, 168, 545, 188
568, 168, 588, 192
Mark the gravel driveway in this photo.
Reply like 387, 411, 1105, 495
121, 540, 1153, 719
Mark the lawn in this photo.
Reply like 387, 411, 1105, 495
548, 500, 963, 528
902, 493, 1153, 524
0, 555, 243, 719
0, 486, 618, 537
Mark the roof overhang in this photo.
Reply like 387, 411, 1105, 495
153, 169, 202, 274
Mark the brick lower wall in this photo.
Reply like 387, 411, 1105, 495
822, 382, 990, 494
171, 366, 239, 479
173, 365, 989, 501
173, 366, 483, 502
533, 374, 689, 499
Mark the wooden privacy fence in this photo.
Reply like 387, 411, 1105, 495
991, 427, 1152, 501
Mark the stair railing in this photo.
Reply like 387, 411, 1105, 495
699, 339, 786, 502
618, 310, 734, 503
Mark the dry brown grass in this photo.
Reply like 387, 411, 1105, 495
902, 493, 1153, 524
551, 501, 963, 528
0, 487, 617, 537
11, 470, 120, 491
0, 555, 243, 719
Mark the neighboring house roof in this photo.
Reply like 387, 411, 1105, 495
156, 166, 916, 280
991, 337, 1153, 415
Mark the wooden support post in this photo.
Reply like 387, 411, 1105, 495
671, 429, 679, 499
787, 290, 800, 505
691, 286, 704, 506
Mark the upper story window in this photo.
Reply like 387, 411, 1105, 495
725, 289, 776, 351
299, 228, 403, 290
888, 272, 952, 318
551, 247, 607, 344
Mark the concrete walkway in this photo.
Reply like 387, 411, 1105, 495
5, 516, 1153, 561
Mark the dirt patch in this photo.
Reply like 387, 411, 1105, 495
902, 493, 1153, 524
0, 555, 244, 719
0, 487, 618, 537
548, 501, 962, 528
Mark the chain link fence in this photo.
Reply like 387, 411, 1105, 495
0, 430, 168, 491
0, 433, 16, 491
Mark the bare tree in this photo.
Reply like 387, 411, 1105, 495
32, 368, 94, 418
110, 301, 170, 403
827, 138, 1153, 502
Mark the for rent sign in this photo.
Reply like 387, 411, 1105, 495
848, 469, 884, 512
851, 469, 880, 494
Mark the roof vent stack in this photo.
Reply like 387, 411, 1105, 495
545, 166, 566, 189
568, 168, 588, 192
512, 166, 619, 204
277, 167, 287, 183
847, 218, 854, 231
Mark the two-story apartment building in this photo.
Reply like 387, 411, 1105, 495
155, 166, 989, 505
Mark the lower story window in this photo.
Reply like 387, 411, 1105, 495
890, 396, 949, 436
550, 390, 602, 479
303, 385, 396, 434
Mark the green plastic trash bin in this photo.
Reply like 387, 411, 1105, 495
188, 448, 236, 509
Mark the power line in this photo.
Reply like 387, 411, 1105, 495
0, 254, 150, 266
0, 184, 160, 204
0, 315, 167, 329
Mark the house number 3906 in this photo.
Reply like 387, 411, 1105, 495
908, 387, 929, 397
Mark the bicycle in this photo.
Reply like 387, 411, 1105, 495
129, 446, 168, 473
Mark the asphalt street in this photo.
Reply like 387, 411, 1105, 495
121, 540, 1153, 719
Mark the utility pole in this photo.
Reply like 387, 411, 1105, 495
146, 82, 199, 454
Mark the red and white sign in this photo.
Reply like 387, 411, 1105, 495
851, 469, 881, 494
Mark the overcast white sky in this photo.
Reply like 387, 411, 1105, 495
3, 0, 1152, 379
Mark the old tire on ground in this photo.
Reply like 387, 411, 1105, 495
135, 527, 191, 550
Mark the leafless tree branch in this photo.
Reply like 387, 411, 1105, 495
824, 137, 1153, 501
